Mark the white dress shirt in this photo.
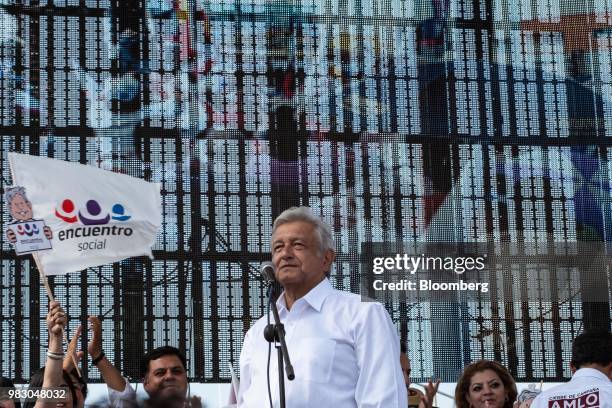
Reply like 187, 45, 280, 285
530, 368, 612, 408
238, 278, 407, 408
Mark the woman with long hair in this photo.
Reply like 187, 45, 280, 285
455, 360, 518, 408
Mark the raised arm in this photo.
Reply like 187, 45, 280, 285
88, 316, 127, 392
35, 300, 67, 408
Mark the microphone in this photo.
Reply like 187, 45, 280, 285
260, 260, 296, 389
260, 261, 276, 285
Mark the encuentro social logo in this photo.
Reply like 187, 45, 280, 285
54, 198, 134, 245
16, 222, 40, 236
55, 199, 131, 225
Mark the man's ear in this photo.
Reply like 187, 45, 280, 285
323, 249, 336, 272
569, 361, 577, 375
605, 362, 612, 381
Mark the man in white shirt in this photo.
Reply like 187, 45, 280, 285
107, 345, 202, 407
530, 330, 612, 408
238, 206, 407, 408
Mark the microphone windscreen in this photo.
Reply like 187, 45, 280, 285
260, 261, 276, 284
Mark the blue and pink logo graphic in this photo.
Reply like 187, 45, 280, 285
55, 199, 131, 225
16, 222, 40, 236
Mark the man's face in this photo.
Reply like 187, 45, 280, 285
400, 352, 411, 388
271, 221, 335, 291
144, 355, 188, 401
9, 194, 33, 221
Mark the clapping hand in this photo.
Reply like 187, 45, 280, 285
87, 316, 104, 360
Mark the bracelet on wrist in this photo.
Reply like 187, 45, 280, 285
47, 350, 65, 360
92, 351, 105, 365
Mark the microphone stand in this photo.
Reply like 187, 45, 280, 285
263, 283, 295, 408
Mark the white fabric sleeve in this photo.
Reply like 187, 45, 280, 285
107, 379, 138, 408
353, 302, 408, 408
237, 329, 253, 407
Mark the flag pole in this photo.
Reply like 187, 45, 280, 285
33, 253, 55, 300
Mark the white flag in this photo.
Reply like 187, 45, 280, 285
8, 152, 162, 275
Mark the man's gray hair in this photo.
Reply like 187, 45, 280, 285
272, 206, 335, 252
4, 186, 28, 205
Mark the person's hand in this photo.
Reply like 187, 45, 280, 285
6, 229, 16, 243
87, 316, 104, 360
63, 325, 84, 372
47, 301, 66, 338
419, 379, 440, 408
187, 396, 202, 408
514, 398, 534, 408
43, 226, 53, 240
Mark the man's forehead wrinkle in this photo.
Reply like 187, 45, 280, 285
273, 234, 305, 242
273, 226, 315, 241
154, 365, 183, 370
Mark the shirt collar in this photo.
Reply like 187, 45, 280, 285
573, 367, 611, 381
277, 278, 333, 313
